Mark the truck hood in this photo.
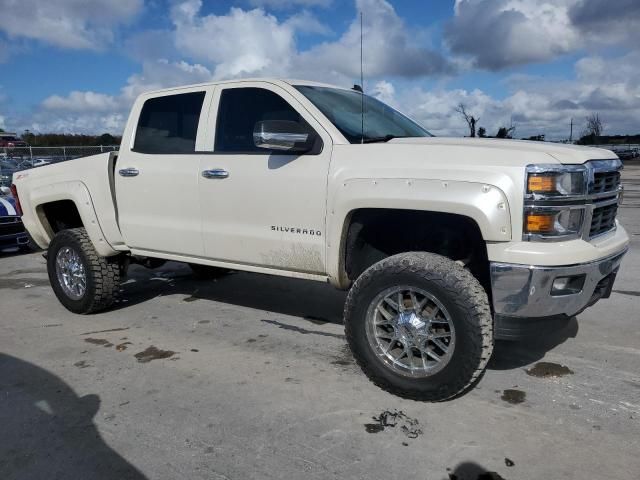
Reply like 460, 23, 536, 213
390, 137, 618, 165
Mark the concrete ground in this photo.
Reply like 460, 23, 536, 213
1, 166, 639, 480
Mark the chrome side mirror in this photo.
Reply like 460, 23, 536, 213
253, 120, 313, 153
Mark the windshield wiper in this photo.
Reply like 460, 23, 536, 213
362, 134, 403, 144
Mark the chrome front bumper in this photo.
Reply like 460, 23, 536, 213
490, 248, 627, 319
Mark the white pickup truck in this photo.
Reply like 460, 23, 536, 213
12, 79, 628, 401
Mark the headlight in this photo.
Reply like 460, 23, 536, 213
526, 166, 587, 197
524, 207, 584, 240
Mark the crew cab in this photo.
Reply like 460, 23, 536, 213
11, 79, 629, 401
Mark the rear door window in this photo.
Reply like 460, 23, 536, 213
134, 91, 205, 154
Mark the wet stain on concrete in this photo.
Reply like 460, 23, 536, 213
364, 410, 423, 439
0, 277, 49, 290
84, 338, 114, 347
261, 319, 345, 339
284, 377, 301, 384
613, 290, 640, 297
365, 423, 384, 433
501, 389, 526, 404
246, 338, 257, 343
81, 327, 129, 335
304, 315, 330, 325
116, 342, 133, 352
134, 346, 176, 363
198, 320, 210, 324
505, 458, 515, 467
73, 360, 91, 369
190, 349, 199, 352
526, 362, 574, 378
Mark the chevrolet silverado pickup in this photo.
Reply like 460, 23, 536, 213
11, 79, 629, 401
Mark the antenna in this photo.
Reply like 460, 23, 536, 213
360, 11, 364, 144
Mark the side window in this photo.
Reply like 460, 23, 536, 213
133, 91, 205, 154
215, 87, 308, 153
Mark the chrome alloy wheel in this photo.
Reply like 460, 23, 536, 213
365, 286, 456, 378
55, 246, 87, 300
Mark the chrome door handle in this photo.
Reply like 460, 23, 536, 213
202, 169, 229, 179
118, 168, 139, 177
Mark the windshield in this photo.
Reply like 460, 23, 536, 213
295, 85, 432, 143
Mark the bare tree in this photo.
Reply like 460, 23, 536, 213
455, 103, 479, 137
584, 113, 604, 138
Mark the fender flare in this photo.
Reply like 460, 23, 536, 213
27, 181, 118, 257
325, 178, 511, 287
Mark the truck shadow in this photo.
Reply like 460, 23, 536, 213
0, 353, 147, 480
116, 262, 348, 325
490, 317, 578, 370
117, 262, 578, 370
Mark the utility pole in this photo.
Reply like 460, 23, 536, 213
569, 118, 573, 144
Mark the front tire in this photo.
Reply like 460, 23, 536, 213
344, 252, 493, 401
47, 228, 121, 314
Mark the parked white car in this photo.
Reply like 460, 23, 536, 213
12, 79, 628, 400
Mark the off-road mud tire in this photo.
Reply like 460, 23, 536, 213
344, 252, 493, 401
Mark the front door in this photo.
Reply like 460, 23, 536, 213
198, 83, 332, 274
115, 88, 212, 257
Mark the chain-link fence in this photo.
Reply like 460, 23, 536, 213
0, 146, 119, 187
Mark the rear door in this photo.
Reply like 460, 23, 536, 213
198, 82, 332, 274
115, 87, 213, 256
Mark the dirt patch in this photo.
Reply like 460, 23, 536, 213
134, 346, 176, 363
526, 362, 573, 378
364, 410, 423, 439
501, 389, 526, 404
116, 342, 133, 352
73, 360, 91, 369
84, 338, 113, 347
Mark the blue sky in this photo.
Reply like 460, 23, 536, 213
1, 0, 639, 139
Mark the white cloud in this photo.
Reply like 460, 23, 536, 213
391, 52, 640, 139
446, 0, 640, 70
0, 0, 143, 50
172, 3, 297, 79
294, 0, 454, 82
42, 91, 120, 113
248, 0, 332, 8
446, 0, 578, 70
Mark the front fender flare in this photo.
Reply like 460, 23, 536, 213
326, 178, 511, 287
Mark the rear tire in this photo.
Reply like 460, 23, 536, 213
344, 252, 493, 401
47, 228, 121, 314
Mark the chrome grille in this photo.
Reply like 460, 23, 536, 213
590, 203, 618, 237
591, 171, 620, 195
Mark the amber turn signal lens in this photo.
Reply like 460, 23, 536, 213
527, 175, 556, 193
526, 214, 555, 233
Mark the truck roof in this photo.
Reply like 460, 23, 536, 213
141, 78, 349, 96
